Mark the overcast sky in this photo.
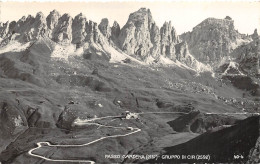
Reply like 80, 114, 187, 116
0, 1, 259, 35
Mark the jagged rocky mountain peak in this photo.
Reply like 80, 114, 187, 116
98, 18, 111, 38
196, 17, 235, 30
180, 16, 251, 63
50, 9, 60, 15
252, 28, 259, 40
111, 21, 120, 40
36, 12, 45, 18
160, 21, 179, 44
74, 13, 86, 20
253, 29, 258, 35
112, 21, 120, 27
60, 13, 73, 21
127, 7, 155, 26
0, 8, 257, 74
46, 10, 61, 30
224, 16, 232, 20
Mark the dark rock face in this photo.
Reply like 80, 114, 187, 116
248, 136, 260, 163
72, 13, 87, 45
115, 7, 206, 70
111, 21, 120, 41
52, 14, 73, 43
160, 21, 179, 59
167, 110, 238, 133
0, 21, 17, 40
147, 116, 260, 163
222, 75, 259, 91
46, 10, 60, 31
251, 29, 259, 41
180, 17, 251, 63
0, 12, 47, 42
98, 18, 111, 39
229, 38, 260, 76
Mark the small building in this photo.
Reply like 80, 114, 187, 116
121, 111, 139, 119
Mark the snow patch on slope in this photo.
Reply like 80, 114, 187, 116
51, 44, 84, 60
222, 61, 245, 76
0, 41, 31, 54
159, 56, 193, 70
102, 44, 144, 64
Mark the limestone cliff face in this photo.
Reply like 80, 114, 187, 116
117, 8, 181, 60
52, 14, 73, 43
0, 10, 108, 46
0, 21, 16, 40
115, 8, 204, 69
111, 21, 120, 41
0, 12, 47, 42
251, 29, 259, 41
118, 8, 155, 58
160, 21, 179, 59
46, 10, 60, 30
98, 18, 111, 39
231, 38, 260, 76
180, 17, 251, 63
72, 13, 87, 45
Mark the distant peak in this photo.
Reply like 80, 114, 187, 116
61, 13, 72, 19
138, 7, 148, 12
163, 21, 172, 26
48, 9, 60, 18
51, 9, 59, 14
225, 16, 232, 20
75, 13, 86, 19
36, 12, 45, 19
76, 13, 84, 17
26, 15, 34, 20
100, 18, 109, 24
113, 21, 119, 27
253, 29, 258, 35
133, 7, 152, 15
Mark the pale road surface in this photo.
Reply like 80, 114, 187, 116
28, 111, 258, 163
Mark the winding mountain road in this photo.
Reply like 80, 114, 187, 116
28, 111, 257, 163
27, 111, 189, 163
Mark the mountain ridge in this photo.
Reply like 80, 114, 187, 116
0, 8, 215, 72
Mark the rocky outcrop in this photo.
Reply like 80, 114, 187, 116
148, 116, 260, 163
230, 38, 260, 76
111, 21, 120, 41
46, 10, 60, 30
118, 8, 156, 58
167, 110, 238, 133
46, 10, 60, 39
180, 17, 251, 63
248, 136, 260, 163
52, 14, 73, 43
98, 18, 111, 39
0, 12, 47, 42
0, 21, 16, 40
251, 29, 259, 41
72, 13, 87, 45
86, 20, 103, 44
117, 8, 197, 65
160, 21, 179, 58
